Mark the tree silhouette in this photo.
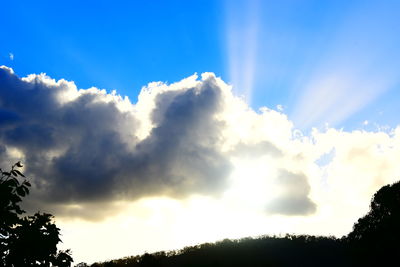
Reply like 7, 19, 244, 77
0, 162, 73, 267
347, 180, 400, 265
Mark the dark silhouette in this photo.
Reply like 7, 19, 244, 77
89, 236, 348, 267
89, 181, 400, 267
347, 181, 400, 265
0, 162, 73, 267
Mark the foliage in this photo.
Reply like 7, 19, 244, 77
347, 181, 400, 265
348, 181, 400, 242
0, 162, 73, 267
0, 162, 29, 236
90, 235, 348, 267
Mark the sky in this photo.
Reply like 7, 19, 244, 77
1, 0, 400, 264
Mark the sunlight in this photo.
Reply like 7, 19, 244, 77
224, 157, 277, 211
292, 68, 396, 129
225, 0, 260, 104
291, 2, 400, 129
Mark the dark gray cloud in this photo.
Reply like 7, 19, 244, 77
266, 169, 316, 216
0, 67, 231, 219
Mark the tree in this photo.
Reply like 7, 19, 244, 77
347, 181, 400, 264
0, 162, 73, 266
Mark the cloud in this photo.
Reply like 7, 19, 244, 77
3, 66, 399, 226
230, 141, 283, 158
310, 128, 400, 219
9, 53, 14, 61
0, 67, 236, 219
266, 169, 316, 215
5, 66, 400, 265
0, 66, 317, 219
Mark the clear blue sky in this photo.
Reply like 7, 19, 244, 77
1, 0, 400, 130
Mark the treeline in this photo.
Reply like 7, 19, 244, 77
89, 235, 347, 267
88, 181, 400, 267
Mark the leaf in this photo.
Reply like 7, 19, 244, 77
10, 194, 21, 203
16, 161, 23, 167
22, 185, 30, 195
16, 186, 26, 197
5, 178, 19, 187
14, 169, 25, 177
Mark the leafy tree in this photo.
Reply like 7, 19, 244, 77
347, 181, 400, 264
0, 162, 73, 266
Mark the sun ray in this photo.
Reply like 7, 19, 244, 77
225, 0, 260, 104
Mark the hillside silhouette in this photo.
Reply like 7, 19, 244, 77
87, 181, 400, 267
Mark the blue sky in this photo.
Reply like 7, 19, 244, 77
1, 0, 226, 98
2, 0, 400, 130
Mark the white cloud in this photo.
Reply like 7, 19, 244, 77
2, 66, 400, 263
9, 53, 14, 61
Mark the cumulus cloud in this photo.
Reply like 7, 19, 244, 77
0, 67, 237, 218
2, 65, 399, 225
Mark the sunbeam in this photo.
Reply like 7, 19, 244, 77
290, 1, 400, 129
225, 0, 260, 104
